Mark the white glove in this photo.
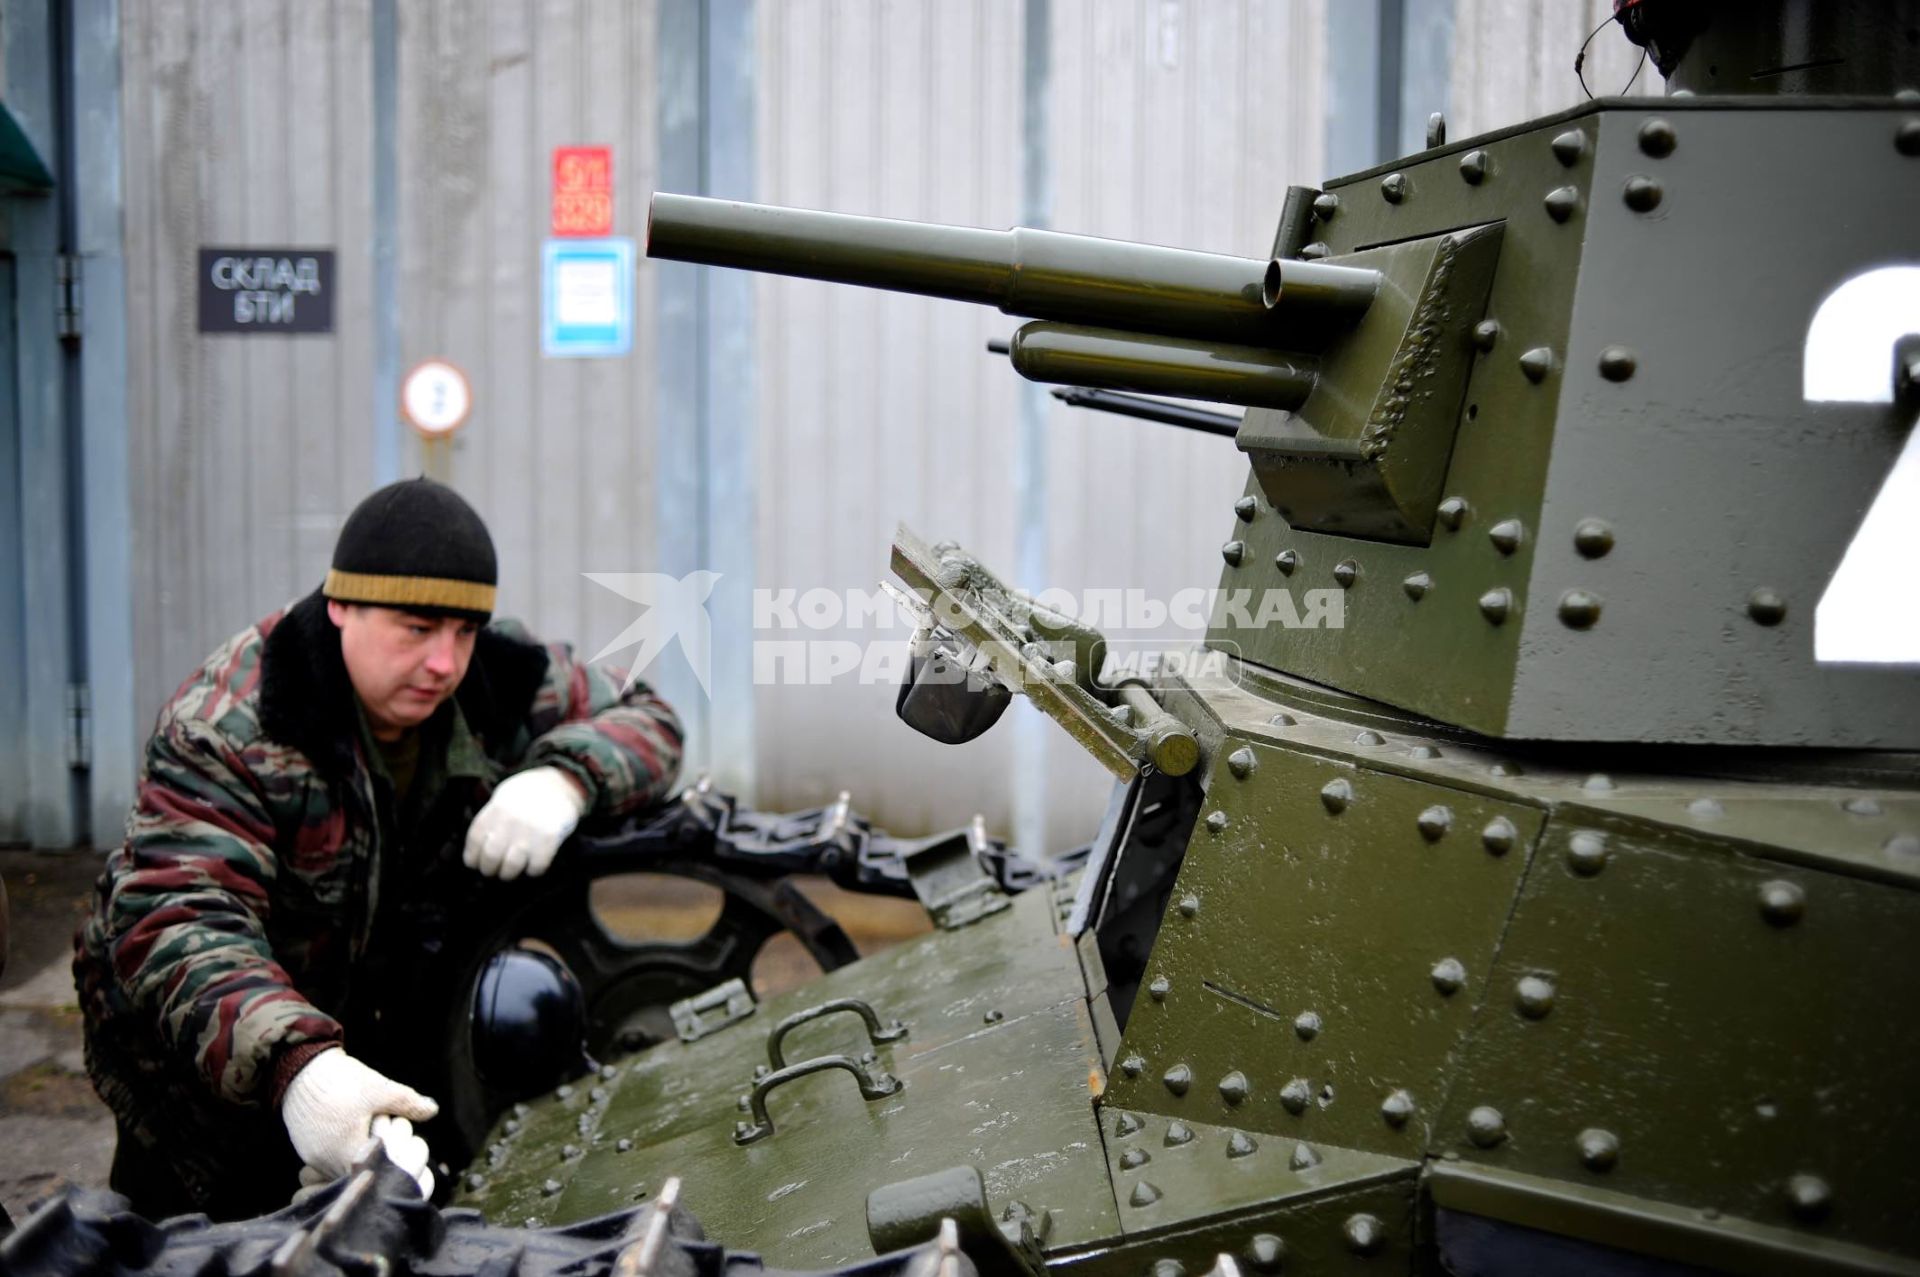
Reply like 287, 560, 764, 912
463, 766, 589, 880
281, 1048, 439, 1197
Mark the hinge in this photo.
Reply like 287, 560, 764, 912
66, 681, 91, 769
56, 253, 82, 344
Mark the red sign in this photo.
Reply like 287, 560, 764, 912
552, 146, 613, 237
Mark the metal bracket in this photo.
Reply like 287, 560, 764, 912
902, 816, 1012, 931
867, 1166, 1047, 1277
669, 978, 756, 1044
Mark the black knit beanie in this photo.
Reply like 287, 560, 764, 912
322, 478, 498, 622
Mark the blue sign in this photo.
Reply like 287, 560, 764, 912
542, 237, 634, 357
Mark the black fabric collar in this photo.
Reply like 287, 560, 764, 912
258, 589, 551, 780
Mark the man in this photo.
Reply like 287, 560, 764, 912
73, 478, 683, 1220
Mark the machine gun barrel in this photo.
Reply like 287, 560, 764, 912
647, 192, 1378, 347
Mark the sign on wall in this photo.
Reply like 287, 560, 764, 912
552, 146, 613, 237
542, 238, 633, 358
400, 359, 472, 437
196, 248, 334, 333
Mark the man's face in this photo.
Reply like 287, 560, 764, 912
327, 601, 479, 739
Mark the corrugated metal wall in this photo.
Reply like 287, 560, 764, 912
1448, 0, 1651, 137
122, 0, 380, 736
747, 0, 1328, 852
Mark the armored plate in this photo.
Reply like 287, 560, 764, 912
457, 884, 1119, 1269
1211, 99, 1920, 747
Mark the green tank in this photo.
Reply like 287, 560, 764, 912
457, 4, 1920, 1274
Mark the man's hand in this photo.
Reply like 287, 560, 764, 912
463, 766, 589, 880
281, 1047, 439, 1197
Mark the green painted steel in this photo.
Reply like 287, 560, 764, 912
1007, 324, 1318, 411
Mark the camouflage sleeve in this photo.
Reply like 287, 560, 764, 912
100, 717, 343, 1106
519, 640, 685, 819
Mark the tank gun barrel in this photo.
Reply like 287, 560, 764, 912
647, 192, 1379, 348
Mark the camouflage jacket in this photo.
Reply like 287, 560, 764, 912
73, 589, 682, 1213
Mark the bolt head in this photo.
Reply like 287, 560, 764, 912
1234, 496, 1257, 522
1164, 1120, 1195, 1147
1243, 1234, 1287, 1272
1622, 176, 1662, 212
1759, 879, 1806, 926
1312, 191, 1340, 221
1163, 1064, 1192, 1096
1320, 778, 1353, 814
1403, 571, 1432, 601
1478, 588, 1513, 625
1516, 975, 1557, 1018
1148, 975, 1171, 1002
1897, 120, 1920, 157
1381, 172, 1407, 203
1205, 809, 1230, 833
1343, 1213, 1386, 1256
1748, 588, 1787, 626
1219, 1071, 1251, 1105
1274, 548, 1299, 576
1785, 1173, 1832, 1222
1380, 1089, 1415, 1128
1417, 805, 1453, 841
1178, 894, 1200, 917
1573, 518, 1614, 558
1431, 957, 1467, 995
1120, 1147, 1150, 1170
1294, 1011, 1322, 1041
1221, 540, 1247, 567
1577, 1128, 1620, 1171
1280, 1077, 1312, 1115
1598, 346, 1637, 380
1121, 1054, 1146, 1079
1544, 185, 1580, 222
1227, 747, 1257, 779
1227, 1131, 1258, 1159
1551, 129, 1587, 165
1129, 1181, 1163, 1208
1471, 320, 1500, 352
1519, 347, 1555, 382
1354, 729, 1385, 746
1115, 1111, 1144, 1136
1638, 117, 1677, 157
1438, 495, 1470, 529
1459, 149, 1489, 184
1466, 1105, 1508, 1148
1333, 558, 1359, 588
1568, 831, 1609, 876
1482, 817, 1517, 855
1559, 589, 1602, 629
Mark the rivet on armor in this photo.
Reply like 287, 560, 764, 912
1178, 894, 1200, 917
1116, 1112, 1144, 1136
1149, 976, 1171, 1002
1431, 957, 1467, 995
1312, 192, 1340, 221
1689, 797, 1724, 819
1244, 1234, 1287, 1272
1380, 1089, 1416, 1128
1234, 496, 1257, 522
1583, 773, 1615, 793
504, 1118, 522, 1135
1220, 1071, 1251, 1105
1274, 548, 1299, 576
1551, 129, 1586, 164
1438, 495, 1470, 529
541, 1177, 564, 1197
1294, 1011, 1322, 1041
1759, 879, 1806, 927
1289, 1142, 1321, 1170
1150, 1259, 1183, 1277
1227, 747, 1257, 779
1573, 518, 1614, 558
1516, 975, 1557, 1018
1482, 816, 1517, 855
1165, 1120, 1195, 1147
1417, 805, 1453, 842
1577, 1128, 1620, 1171
1467, 1105, 1508, 1147
1785, 1173, 1832, 1222
615, 1137, 634, 1153
1343, 1213, 1386, 1256
1459, 149, 1489, 184
983, 1008, 1004, 1023
1747, 587, 1787, 626
1222, 540, 1246, 567
1519, 347, 1554, 382
1403, 571, 1431, 601
1568, 830, 1609, 875
1897, 120, 1920, 157
1558, 590, 1601, 629
1471, 320, 1500, 352
561, 1144, 581, 1160
1205, 810, 1230, 834
1638, 117, 1677, 157
1320, 778, 1353, 814
1598, 346, 1636, 381
467, 1172, 487, 1191
1487, 519, 1524, 555
1381, 172, 1407, 203
1129, 1181, 1163, 1208
556, 1085, 575, 1099
1622, 176, 1662, 212
1164, 1064, 1192, 1096
1300, 242, 1331, 260
1478, 588, 1513, 625
1409, 744, 1441, 759
1121, 1054, 1146, 1078
1544, 185, 1580, 222
1120, 1147, 1151, 1170
1334, 558, 1359, 588
1227, 1131, 1259, 1159
1886, 833, 1920, 858
1280, 1078, 1313, 1115
1354, 729, 1385, 746
513, 1103, 531, 1117
1269, 712, 1296, 727
600, 1064, 619, 1081
1844, 797, 1881, 816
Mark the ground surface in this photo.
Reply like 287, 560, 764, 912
0, 848, 926, 1226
